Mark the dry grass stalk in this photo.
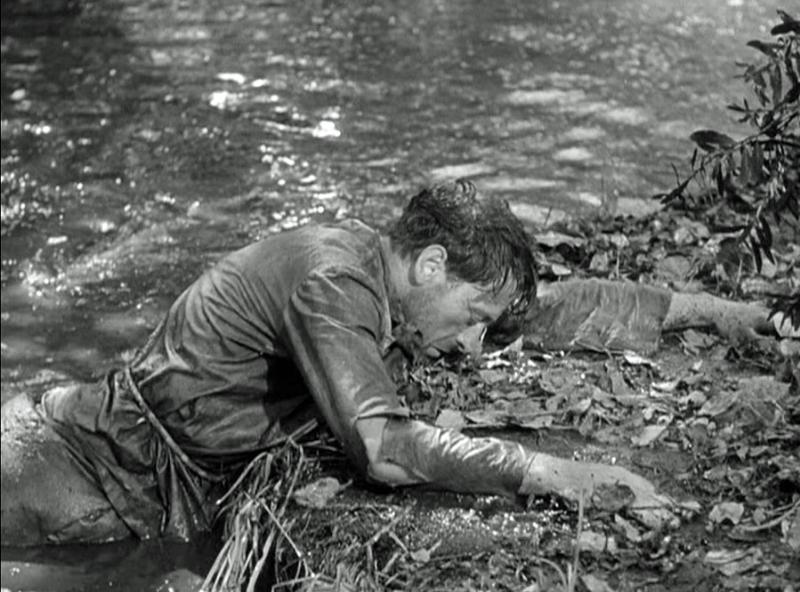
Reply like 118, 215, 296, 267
202, 441, 313, 592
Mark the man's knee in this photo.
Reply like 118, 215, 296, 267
1, 393, 131, 546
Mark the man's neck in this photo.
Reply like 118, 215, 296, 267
379, 236, 410, 324
380, 236, 411, 301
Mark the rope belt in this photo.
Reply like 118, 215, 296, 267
122, 366, 227, 483
123, 318, 320, 484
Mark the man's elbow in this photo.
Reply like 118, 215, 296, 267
365, 459, 420, 487
355, 416, 422, 488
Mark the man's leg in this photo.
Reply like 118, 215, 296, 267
1, 393, 131, 546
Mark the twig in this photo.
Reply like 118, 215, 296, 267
362, 508, 411, 548
530, 556, 568, 591
215, 451, 274, 509
568, 490, 586, 592
245, 529, 276, 592
738, 498, 800, 532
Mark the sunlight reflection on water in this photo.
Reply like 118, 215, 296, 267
0, 0, 785, 390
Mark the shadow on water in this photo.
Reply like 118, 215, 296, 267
1, 0, 786, 382
1, 535, 220, 591
0, 4, 218, 590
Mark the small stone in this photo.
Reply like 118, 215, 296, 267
578, 530, 618, 554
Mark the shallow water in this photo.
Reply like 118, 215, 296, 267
0, 0, 786, 588
1, 538, 217, 592
1, 0, 785, 385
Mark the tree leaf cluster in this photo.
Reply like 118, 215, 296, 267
656, 10, 799, 292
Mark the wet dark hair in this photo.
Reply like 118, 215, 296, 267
389, 179, 537, 318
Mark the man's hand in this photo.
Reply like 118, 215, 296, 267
665, 292, 776, 346
711, 301, 775, 345
520, 452, 680, 529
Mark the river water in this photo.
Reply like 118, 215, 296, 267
0, 0, 787, 588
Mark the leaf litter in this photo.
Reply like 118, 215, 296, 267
204, 206, 798, 591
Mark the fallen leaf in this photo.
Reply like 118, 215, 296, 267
709, 502, 745, 526
680, 328, 717, 354
515, 414, 554, 429
614, 514, 642, 543
581, 573, 616, 592
631, 424, 668, 447
478, 369, 506, 385
409, 540, 441, 564
607, 233, 629, 249
548, 263, 573, 277
544, 393, 566, 413
593, 425, 627, 444
409, 548, 431, 563
782, 507, 800, 550
773, 312, 800, 338
293, 477, 348, 509
698, 390, 739, 417
592, 483, 635, 512
568, 397, 592, 415
652, 379, 679, 393
604, 362, 634, 396
622, 352, 655, 367
704, 548, 763, 577
655, 254, 691, 283
686, 390, 708, 407
577, 531, 618, 554
500, 389, 527, 400
680, 500, 702, 514
752, 507, 768, 525
464, 408, 506, 426
536, 230, 586, 249
435, 408, 466, 429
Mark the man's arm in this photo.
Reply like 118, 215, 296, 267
529, 279, 780, 352
282, 270, 677, 527
357, 416, 530, 495
357, 416, 677, 529
663, 291, 779, 340
281, 268, 528, 496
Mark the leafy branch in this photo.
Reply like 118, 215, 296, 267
656, 10, 800, 274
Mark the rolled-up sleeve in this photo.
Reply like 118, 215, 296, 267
528, 279, 673, 354
281, 268, 409, 473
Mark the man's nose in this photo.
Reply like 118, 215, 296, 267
456, 324, 487, 358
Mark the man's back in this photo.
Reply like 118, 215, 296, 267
129, 219, 393, 455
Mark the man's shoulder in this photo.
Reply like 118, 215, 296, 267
291, 218, 381, 268
228, 219, 384, 283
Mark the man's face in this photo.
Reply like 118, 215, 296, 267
404, 277, 516, 359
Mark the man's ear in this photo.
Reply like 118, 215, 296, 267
411, 245, 448, 286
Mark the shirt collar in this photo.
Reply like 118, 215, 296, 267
378, 235, 426, 363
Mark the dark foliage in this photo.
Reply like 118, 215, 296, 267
656, 9, 799, 327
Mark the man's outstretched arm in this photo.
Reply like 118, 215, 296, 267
663, 290, 786, 339
527, 279, 787, 352
282, 271, 677, 528
357, 416, 677, 529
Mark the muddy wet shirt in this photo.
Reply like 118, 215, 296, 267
131, 219, 408, 472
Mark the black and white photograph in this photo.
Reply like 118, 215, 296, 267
1, 0, 798, 590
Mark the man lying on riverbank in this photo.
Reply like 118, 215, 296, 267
2, 179, 777, 547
